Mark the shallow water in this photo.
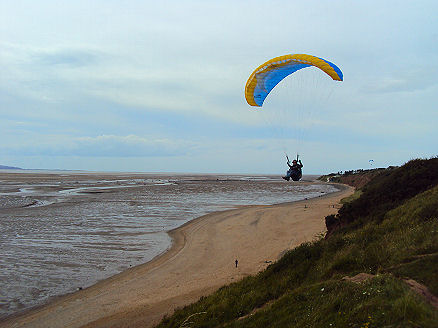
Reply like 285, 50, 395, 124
0, 172, 338, 318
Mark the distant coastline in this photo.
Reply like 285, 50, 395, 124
0, 165, 22, 170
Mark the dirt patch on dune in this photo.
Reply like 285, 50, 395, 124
342, 273, 375, 283
404, 279, 438, 310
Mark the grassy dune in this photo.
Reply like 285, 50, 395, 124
156, 158, 438, 328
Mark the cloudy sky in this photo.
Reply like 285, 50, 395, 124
1, 1, 437, 174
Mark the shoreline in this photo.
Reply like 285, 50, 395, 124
1, 182, 353, 328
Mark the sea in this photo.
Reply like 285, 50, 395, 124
0, 171, 339, 319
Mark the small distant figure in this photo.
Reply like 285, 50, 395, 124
283, 158, 303, 182
235, 259, 238, 268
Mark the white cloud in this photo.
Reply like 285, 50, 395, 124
362, 67, 438, 94
1, 135, 197, 157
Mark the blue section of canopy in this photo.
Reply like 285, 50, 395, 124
253, 63, 310, 106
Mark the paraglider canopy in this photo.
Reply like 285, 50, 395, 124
245, 54, 343, 107
244, 53, 343, 182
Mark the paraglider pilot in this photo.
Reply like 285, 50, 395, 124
283, 158, 303, 181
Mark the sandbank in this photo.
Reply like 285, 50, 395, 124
2, 183, 354, 328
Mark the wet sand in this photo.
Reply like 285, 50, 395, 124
2, 183, 354, 328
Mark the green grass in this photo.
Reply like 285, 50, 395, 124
335, 158, 438, 228
156, 159, 438, 328
226, 276, 437, 328
340, 190, 363, 204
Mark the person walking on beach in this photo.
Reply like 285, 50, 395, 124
235, 259, 238, 268
283, 158, 303, 181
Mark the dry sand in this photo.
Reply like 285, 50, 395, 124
2, 183, 354, 328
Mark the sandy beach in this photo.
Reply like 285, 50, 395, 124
2, 183, 353, 328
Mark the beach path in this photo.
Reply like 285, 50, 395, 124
3, 184, 353, 328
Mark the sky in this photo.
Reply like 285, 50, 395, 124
1, 0, 437, 174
